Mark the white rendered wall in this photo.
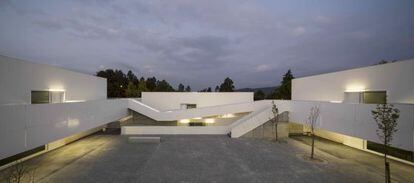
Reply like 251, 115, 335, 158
292, 59, 414, 104
0, 99, 128, 160
141, 92, 254, 111
0, 55, 107, 105
286, 101, 414, 151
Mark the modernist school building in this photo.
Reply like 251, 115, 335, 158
1, 55, 413, 167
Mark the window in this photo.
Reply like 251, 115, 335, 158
367, 141, 413, 162
31, 91, 65, 104
363, 91, 386, 104
31, 91, 50, 104
180, 103, 197, 109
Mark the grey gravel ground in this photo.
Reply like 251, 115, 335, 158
1, 133, 413, 183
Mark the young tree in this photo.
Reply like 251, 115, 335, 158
269, 101, 279, 141
273, 69, 294, 99
219, 77, 235, 92
177, 83, 185, 92
307, 105, 320, 159
2, 160, 36, 183
185, 85, 191, 92
254, 90, 265, 100
372, 104, 400, 183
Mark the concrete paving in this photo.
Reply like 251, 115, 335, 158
1, 133, 413, 183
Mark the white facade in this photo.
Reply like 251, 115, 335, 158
1, 55, 413, 164
141, 92, 253, 111
292, 59, 414, 104
0, 55, 107, 105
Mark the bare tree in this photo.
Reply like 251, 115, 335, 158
1, 160, 37, 183
269, 101, 279, 141
307, 105, 320, 159
372, 104, 400, 183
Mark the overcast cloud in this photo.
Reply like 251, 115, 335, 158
1, 0, 413, 90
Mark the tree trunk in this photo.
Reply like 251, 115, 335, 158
275, 123, 278, 141
311, 132, 315, 159
384, 141, 390, 183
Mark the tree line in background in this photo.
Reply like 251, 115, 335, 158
96, 70, 236, 98
96, 68, 294, 99
254, 69, 294, 101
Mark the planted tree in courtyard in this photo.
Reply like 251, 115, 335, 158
1, 160, 36, 183
307, 105, 320, 159
371, 104, 400, 183
269, 101, 279, 141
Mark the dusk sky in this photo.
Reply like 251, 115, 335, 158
1, 0, 413, 90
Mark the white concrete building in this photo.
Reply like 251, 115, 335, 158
1, 55, 413, 167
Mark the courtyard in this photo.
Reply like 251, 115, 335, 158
1, 133, 413, 183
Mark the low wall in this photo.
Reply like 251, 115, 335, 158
0, 99, 129, 160
121, 126, 229, 135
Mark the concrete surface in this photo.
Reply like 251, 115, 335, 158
1, 133, 413, 183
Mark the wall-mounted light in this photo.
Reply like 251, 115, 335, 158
179, 119, 190, 123
204, 118, 215, 123
345, 85, 366, 92
47, 88, 65, 92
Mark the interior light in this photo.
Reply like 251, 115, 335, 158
204, 118, 215, 123
179, 119, 190, 123
192, 117, 202, 120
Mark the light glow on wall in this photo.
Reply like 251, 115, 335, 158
345, 85, 366, 92
179, 119, 190, 123
47, 88, 65, 92
68, 118, 80, 128
204, 118, 215, 123
192, 117, 202, 120
220, 113, 235, 118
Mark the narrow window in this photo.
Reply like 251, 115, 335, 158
31, 91, 50, 104
362, 91, 387, 104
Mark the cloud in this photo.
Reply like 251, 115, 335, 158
255, 64, 272, 72
0, 0, 414, 90
292, 26, 306, 36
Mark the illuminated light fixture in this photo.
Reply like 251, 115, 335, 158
64, 100, 86, 103
330, 100, 342, 103
204, 118, 215, 123
345, 85, 366, 92
220, 113, 235, 118
48, 88, 65, 92
192, 117, 202, 120
179, 119, 190, 123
